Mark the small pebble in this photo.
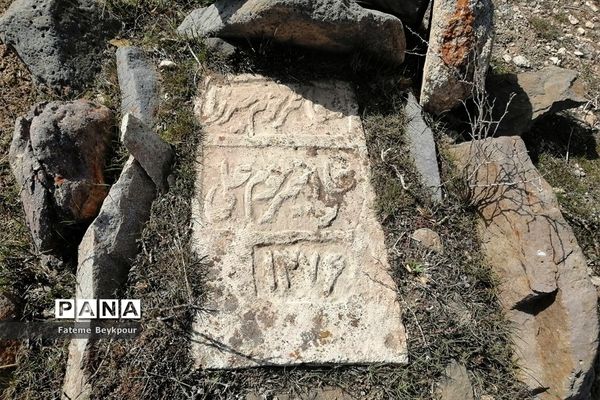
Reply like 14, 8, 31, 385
549, 56, 561, 65
512, 55, 531, 68
568, 14, 580, 25
159, 60, 177, 69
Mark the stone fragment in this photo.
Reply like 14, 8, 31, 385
488, 67, 588, 135
178, 0, 406, 65
355, 0, 430, 26
448, 137, 598, 400
420, 0, 494, 114
247, 387, 353, 400
63, 156, 156, 400
438, 361, 474, 400
64, 46, 165, 400
411, 228, 443, 253
204, 37, 237, 58
121, 113, 174, 192
512, 55, 531, 68
116, 46, 160, 126
405, 93, 442, 202
76, 156, 156, 300
191, 74, 406, 368
159, 60, 177, 69
0, 0, 119, 89
9, 100, 113, 253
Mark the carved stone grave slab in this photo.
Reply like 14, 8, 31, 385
191, 74, 407, 368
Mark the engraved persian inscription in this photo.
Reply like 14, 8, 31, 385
252, 241, 348, 299
201, 148, 362, 231
191, 75, 407, 368
199, 76, 360, 140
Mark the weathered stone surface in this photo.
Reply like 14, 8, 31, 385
448, 137, 598, 400
178, 0, 406, 65
121, 113, 174, 192
420, 0, 494, 114
63, 157, 156, 400
247, 387, 353, 400
205, 37, 237, 57
488, 67, 588, 136
9, 100, 113, 253
355, 0, 430, 26
191, 74, 406, 368
438, 361, 474, 400
405, 93, 442, 201
0, 0, 119, 89
116, 46, 160, 126
76, 157, 155, 300
411, 228, 443, 253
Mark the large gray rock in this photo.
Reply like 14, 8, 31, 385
178, 0, 406, 65
0, 0, 119, 89
355, 0, 430, 26
420, 0, 494, 114
9, 100, 113, 253
120, 114, 174, 192
488, 67, 588, 136
448, 137, 598, 400
116, 46, 160, 126
405, 93, 442, 202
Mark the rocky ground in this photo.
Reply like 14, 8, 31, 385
0, 0, 599, 399
492, 0, 599, 274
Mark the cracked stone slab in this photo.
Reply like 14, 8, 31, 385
448, 137, 598, 399
191, 74, 406, 369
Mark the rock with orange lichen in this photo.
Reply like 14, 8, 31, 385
9, 100, 113, 254
420, 0, 494, 114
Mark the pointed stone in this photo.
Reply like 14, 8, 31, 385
121, 113, 174, 192
420, 0, 494, 114
405, 93, 442, 202
116, 46, 160, 126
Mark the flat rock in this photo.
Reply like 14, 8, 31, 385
205, 37, 237, 57
355, 0, 430, 26
116, 46, 160, 126
178, 0, 406, 65
191, 74, 406, 368
448, 137, 598, 400
121, 113, 174, 192
411, 228, 443, 252
488, 67, 588, 136
9, 100, 113, 253
420, 0, 494, 114
0, 0, 119, 89
405, 93, 442, 201
438, 361, 474, 400
247, 387, 353, 400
